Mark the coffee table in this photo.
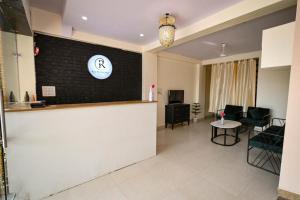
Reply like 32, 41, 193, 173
210, 120, 242, 146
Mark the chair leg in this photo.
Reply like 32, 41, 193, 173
235, 127, 239, 143
247, 128, 251, 164
247, 146, 281, 175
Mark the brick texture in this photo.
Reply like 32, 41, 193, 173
34, 33, 142, 105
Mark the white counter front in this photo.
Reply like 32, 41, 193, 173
5, 101, 157, 200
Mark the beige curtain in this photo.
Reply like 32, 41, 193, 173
208, 62, 236, 113
234, 59, 257, 111
209, 59, 257, 113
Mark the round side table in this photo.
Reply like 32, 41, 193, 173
210, 120, 242, 146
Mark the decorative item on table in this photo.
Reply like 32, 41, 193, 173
9, 91, 16, 102
34, 42, 40, 56
24, 91, 30, 102
148, 84, 155, 101
31, 95, 36, 102
30, 100, 46, 108
220, 111, 225, 125
192, 103, 201, 122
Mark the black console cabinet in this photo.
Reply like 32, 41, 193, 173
165, 104, 190, 129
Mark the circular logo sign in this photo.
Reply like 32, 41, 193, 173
88, 55, 113, 79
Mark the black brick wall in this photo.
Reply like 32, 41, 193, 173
34, 33, 142, 105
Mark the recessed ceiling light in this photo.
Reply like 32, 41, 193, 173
81, 16, 88, 21
139, 33, 144, 37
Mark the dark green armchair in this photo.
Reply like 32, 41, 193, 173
247, 118, 286, 175
216, 105, 243, 121
240, 107, 271, 131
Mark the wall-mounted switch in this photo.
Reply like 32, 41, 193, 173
42, 86, 56, 97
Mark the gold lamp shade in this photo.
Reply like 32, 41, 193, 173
159, 13, 176, 47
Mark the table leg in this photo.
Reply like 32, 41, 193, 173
235, 127, 239, 143
224, 129, 227, 145
214, 127, 218, 138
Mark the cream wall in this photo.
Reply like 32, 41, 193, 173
31, 7, 63, 37
157, 53, 202, 127
198, 64, 206, 118
142, 52, 158, 100
261, 22, 295, 68
256, 67, 290, 118
279, 2, 300, 195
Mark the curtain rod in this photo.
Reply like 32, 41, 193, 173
232, 57, 259, 63
204, 57, 259, 66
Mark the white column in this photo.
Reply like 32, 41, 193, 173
279, 2, 300, 195
142, 52, 157, 100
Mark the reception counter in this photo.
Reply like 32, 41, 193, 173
5, 101, 157, 200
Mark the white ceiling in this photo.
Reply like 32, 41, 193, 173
29, 0, 243, 44
166, 6, 296, 60
29, 0, 296, 59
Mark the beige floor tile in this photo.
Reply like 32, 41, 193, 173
162, 190, 191, 200
117, 173, 175, 200
178, 173, 239, 200
110, 163, 145, 184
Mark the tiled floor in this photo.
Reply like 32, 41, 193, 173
44, 119, 279, 200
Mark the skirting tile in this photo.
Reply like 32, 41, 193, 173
278, 189, 300, 200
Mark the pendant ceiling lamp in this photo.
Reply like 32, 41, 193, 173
159, 13, 176, 47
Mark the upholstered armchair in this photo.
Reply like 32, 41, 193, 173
247, 118, 286, 175
240, 106, 271, 131
216, 105, 244, 121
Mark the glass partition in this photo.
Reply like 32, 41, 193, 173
0, 0, 31, 199
0, 31, 19, 103
0, 29, 18, 200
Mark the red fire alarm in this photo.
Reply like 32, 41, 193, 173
34, 46, 39, 56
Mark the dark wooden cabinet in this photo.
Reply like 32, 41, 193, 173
165, 104, 190, 129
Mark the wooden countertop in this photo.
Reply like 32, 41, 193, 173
5, 100, 157, 113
